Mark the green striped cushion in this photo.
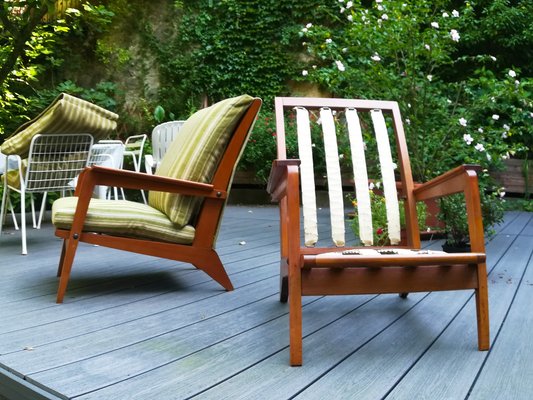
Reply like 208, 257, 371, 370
149, 95, 254, 227
52, 197, 195, 245
1, 93, 118, 158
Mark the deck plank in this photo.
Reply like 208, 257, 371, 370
0, 206, 531, 400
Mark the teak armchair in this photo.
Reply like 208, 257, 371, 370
52, 95, 261, 303
267, 97, 489, 366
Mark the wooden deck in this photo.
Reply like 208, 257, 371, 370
0, 206, 532, 399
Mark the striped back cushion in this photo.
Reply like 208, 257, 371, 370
149, 95, 254, 227
1, 93, 118, 157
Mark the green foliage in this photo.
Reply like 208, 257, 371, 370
350, 189, 427, 246
149, 0, 338, 115
297, 0, 529, 234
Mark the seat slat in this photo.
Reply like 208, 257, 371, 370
295, 107, 318, 246
320, 108, 345, 246
346, 108, 373, 245
371, 109, 401, 245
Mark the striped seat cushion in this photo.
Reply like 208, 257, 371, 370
52, 197, 195, 245
1, 93, 118, 158
149, 95, 254, 227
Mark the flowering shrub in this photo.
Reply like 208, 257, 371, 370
297, 0, 529, 237
298, 0, 532, 181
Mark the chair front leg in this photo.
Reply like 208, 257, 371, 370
475, 261, 490, 350
56, 234, 81, 303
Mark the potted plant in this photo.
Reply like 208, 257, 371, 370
438, 186, 505, 252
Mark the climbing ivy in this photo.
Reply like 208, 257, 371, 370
150, 0, 337, 114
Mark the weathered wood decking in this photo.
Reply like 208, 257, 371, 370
0, 206, 532, 399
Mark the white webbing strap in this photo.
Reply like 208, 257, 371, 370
371, 109, 401, 245
346, 108, 373, 245
296, 107, 318, 246
320, 108, 345, 246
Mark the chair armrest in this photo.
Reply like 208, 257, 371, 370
267, 159, 301, 201
413, 164, 482, 202
76, 165, 224, 199
414, 164, 486, 253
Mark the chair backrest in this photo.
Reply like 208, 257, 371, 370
274, 97, 420, 248
24, 133, 93, 192
149, 95, 260, 228
151, 121, 186, 170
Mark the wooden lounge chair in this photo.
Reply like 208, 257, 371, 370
51, 95, 261, 303
267, 97, 489, 366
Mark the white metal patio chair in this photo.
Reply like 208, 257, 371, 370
88, 141, 125, 199
0, 134, 93, 254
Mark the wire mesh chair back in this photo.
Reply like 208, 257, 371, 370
25, 134, 93, 192
152, 121, 185, 170
88, 142, 125, 169
275, 97, 418, 249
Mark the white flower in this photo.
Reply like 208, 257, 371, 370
302, 70, 308, 76
492, 114, 500, 120
508, 69, 516, 78
501, 131, 508, 139
475, 143, 485, 152
431, 22, 439, 28
407, 103, 411, 108
459, 117, 468, 127
381, 14, 389, 20
424, 44, 431, 50
442, 12, 449, 18
502, 152, 510, 159
392, 162, 398, 170
342, 47, 348, 53
312, 65, 317, 69
346, 1, 353, 8
302, 28, 308, 33
335, 60, 346, 72
478, 127, 484, 133
490, 97, 496, 103
427, 75, 433, 81
499, 190, 506, 198
376, 0, 383, 2
326, 38, 332, 44
490, 56, 497, 61
368, 182, 375, 190
306, 23, 313, 28
486, 153, 492, 161
450, 29, 460, 42
371, 53, 381, 62
340, 7, 345, 13
463, 133, 473, 144
339, 0, 344, 2
376, 181, 382, 189
405, 118, 411, 125
377, 5, 383, 11
503, 124, 510, 131
347, 14, 353, 22
515, 80, 520, 86
530, 112, 533, 118
452, 9, 460, 17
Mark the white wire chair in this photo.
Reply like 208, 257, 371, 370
102, 134, 147, 203
88, 141, 125, 200
0, 133, 93, 254
145, 121, 185, 174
